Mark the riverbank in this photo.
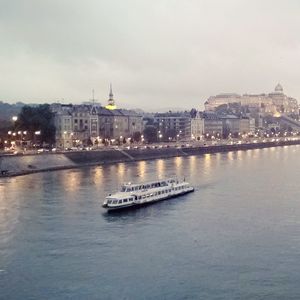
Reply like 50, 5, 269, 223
1, 139, 300, 178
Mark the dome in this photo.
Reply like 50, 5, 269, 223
275, 83, 283, 93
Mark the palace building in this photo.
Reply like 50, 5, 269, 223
204, 84, 298, 116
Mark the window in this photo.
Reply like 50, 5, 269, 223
118, 200, 123, 204
113, 200, 118, 204
107, 200, 112, 204
123, 199, 128, 203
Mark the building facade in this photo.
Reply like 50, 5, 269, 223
204, 84, 298, 116
191, 111, 204, 140
154, 112, 191, 140
51, 87, 143, 147
203, 113, 223, 136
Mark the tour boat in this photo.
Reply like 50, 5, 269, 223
102, 178, 194, 211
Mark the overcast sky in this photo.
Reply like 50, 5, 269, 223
1, 0, 300, 110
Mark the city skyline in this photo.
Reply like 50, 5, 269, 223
1, 1, 300, 109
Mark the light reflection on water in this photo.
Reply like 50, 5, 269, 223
1, 146, 300, 299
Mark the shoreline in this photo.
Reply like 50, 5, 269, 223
1, 139, 300, 178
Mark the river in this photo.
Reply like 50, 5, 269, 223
1, 146, 300, 299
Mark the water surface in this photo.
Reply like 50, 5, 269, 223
1, 146, 300, 299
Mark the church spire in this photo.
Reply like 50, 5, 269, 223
109, 83, 113, 101
105, 83, 117, 110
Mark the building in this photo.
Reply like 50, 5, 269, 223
191, 111, 204, 140
51, 87, 143, 147
203, 112, 223, 137
220, 115, 253, 136
204, 84, 298, 116
154, 112, 191, 140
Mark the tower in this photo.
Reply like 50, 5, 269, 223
108, 84, 114, 106
105, 83, 117, 110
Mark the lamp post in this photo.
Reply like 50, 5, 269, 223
34, 131, 41, 148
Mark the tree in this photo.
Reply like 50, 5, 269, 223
15, 104, 56, 145
132, 131, 141, 142
143, 125, 158, 143
190, 108, 197, 118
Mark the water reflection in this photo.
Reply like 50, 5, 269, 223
137, 161, 146, 179
156, 159, 165, 179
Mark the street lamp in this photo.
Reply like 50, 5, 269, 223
12, 116, 18, 122
34, 131, 41, 148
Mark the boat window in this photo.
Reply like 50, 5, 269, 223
142, 195, 146, 199
146, 194, 150, 198
112, 200, 118, 204
121, 186, 126, 192
123, 199, 128, 203
107, 200, 112, 204
118, 200, 123, 204
158, 191, 161, 195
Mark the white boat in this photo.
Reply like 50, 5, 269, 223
102, 178, 194, 211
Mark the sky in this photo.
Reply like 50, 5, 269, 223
1, 0, 300, 110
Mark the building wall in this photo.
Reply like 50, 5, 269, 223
191, 116, 204, 140
204, 119, 223, 136
154, 114, 191, 139
205, 85, 298, 116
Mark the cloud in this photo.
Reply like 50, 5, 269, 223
1, 0, 300, 110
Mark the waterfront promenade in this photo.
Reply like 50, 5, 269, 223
1, 137, 300, 178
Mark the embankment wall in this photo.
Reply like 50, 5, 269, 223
1, 140, 299, 177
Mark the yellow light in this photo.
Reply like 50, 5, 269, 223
105, 104, 117, 110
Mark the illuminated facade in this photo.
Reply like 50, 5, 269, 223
51, 103, 143, 147
204, 84, 298, 115
191, 111, 204, 140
